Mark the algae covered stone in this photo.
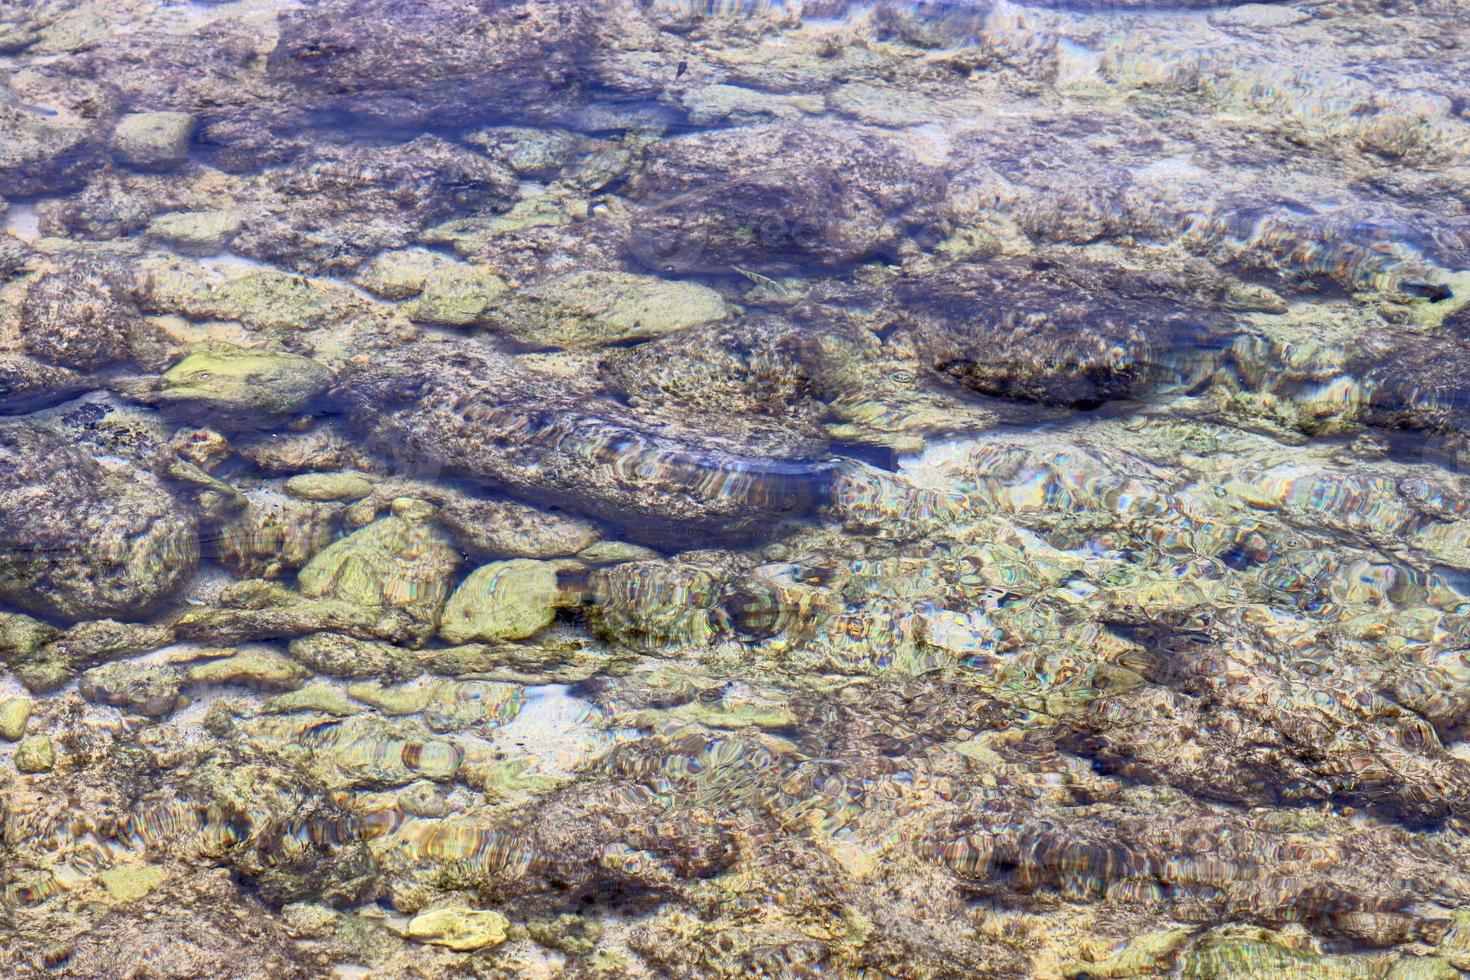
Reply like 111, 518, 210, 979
146, 343, 333, 429
79, 661, 183, 717
405, 907, 510, 951
20, 260, 138, 370
298, 500, 460, 642
186, 647, 308, 691
485, 270, 727, 349
112, 111, 195, 171
284, 472, 374, 503
13, 733, 54, 773
98, 864, 169, 903
0, 696, 32, 740
439, 559, 561, 644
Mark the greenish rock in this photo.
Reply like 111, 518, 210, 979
684, 84, 823, 126
527, 914, 602, 956
419, 485, 601, 559
439, 559, 561, 644
485, 271, 728, 350
14, 734, 54, 773
186, 647, 307, 691
297, 501, 460, 643
263, 682, 361, 717
353, 248, 448, 300
98, 864, 168, 903
287, 632, 422, 682
1389, 955, 1461, 980
78, 661, 183, 717
403, 263, 507, 326
174, 580, 418, 648
0, 614, 61, 692
576, 541, 662, 565
0, 427, 198, 626
346, 677, 441, 716
421, 198, 574, 257
139, 259, 367, 333
243, 712, 462, 788
147, 343, 333, 429
0, 697, 32, 740
146, 210, 242, 256
406, 907, 510, 951
1064, 928, 1191, 978
112, 111, 195, 171
31, 12, 108, 55
284, 472, 374, 503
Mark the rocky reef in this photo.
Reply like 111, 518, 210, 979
5, 0, 1470, 976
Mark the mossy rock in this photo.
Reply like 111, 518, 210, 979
298, 502, 460, 642
148, 343, 333, 429
405, 907, 509, 951
439, 559, 561, 644
486, 271, 728, 349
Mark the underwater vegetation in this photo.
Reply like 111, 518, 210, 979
4, 0, 1470, 976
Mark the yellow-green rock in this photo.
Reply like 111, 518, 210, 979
489, 271, 728, 349
150, 343, 333, 428
404, 263, 507, 326
112, 110, 195, 171
99, 864, 168, 903
14, 734, 55, 773
264, 683, 361, 716
405, 907, 509, 951
284, 472, 374, 503
186, 647, 308, 691
439, 559, 561, 644
0, 697, 32, 741
298, 503, 459, 642
576, 541, 662, 565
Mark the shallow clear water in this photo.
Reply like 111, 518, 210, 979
4, 0, 1470, 976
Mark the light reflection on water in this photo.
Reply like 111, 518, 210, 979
2, 0, 1470, 975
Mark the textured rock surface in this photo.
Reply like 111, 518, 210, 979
19, 261, 138, 370
4, 0, 1470, 976
0, 425, 197, 621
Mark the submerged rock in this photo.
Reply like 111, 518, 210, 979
483, 270, 728, 349
0, 70, 106, 196
111, 110, 195, 171
233, 135, 518, 272
20, 260, 139, 370
626, 122, 948, 275
405, 906, 510, 952
0, 425, 197, 622
598, 313, 831, 457
440, 559, 563, 644
297, 500, 459, 644
896, 258, 1233, 409
269, 0, 598, 130
0, 695, 32, 740
79, 660, 184, 717
335, 342, 834, 544
137, 343, 334, 430
0, 352, 90, 414
13, 733, 55, 772
146, 209, 243, 256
